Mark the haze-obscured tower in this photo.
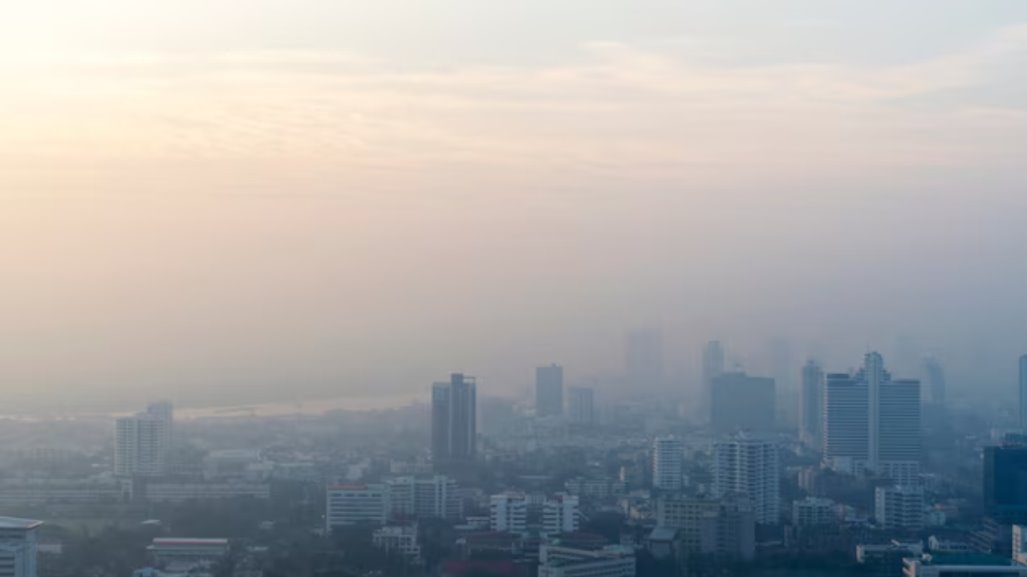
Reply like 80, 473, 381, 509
702, 340, 725, 409
800, 361, 824, 450
711, 372, 776, 434
567, 386, 595, 426
625, 329, 664, 389
431, 373, 477, 469
1020, 355, 1027, 431
535, 364, 564, 417
922, 357, 946, 406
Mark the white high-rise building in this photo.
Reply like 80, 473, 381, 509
713, 435, 780, 525
325, 484, 390, 530
490, 493, 527, 534
652, 437, 683, 492
567, 387, 595, 426
874, 485, 924, 530
0, 517, 42, 577
823, 353, 921, 485
543, 494, 580, 535
799, 361, 824, 450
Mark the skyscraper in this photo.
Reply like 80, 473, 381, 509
799, 361, 824, 450
1020, 355, 1027, 431
114, 402, 174, 478
823, 353, 921, 485
625, 329, 664, 389
702, 340, 726, 408
652, 436, 683, 492
535, 364, 564, 417
567, 386, 595, 426
710, 372, 776, 434
713, 434, 780, 525
431, 373, 477, 469
922, 357, 946, 406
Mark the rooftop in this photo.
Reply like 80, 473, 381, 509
0, 517, 43, 530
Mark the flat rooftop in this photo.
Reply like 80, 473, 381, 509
0, 517, 43, 530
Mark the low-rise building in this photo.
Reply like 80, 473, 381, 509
537, 545, 635, 577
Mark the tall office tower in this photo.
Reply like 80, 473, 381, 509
1020, 355, 1027, 431
652, 436, 684, 491
0, 517, 42, 577
799, 361, 824, 450
702, 340, 726, 408
823, 353, 921, 485
431, 373, 477, 469
543, 494, 580, 535
114, 412, 170, 478
146, 401, 174, 462
567, 386, 595, 426
535, 364, 564, 417
712, 435, 781, 525
625, 329, 664, 389
710, 372, 776, 434
984, 439, 1027, 522
490, 493, 528, 533
921, 358, 946, 406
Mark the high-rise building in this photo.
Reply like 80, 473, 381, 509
702, 340, 726, 409
625, 329, 664, 389
800, 361, 825, 450
489, 493, 527, 533
536, 364, 564, 418
712, 434, 780, 525
922, 358, 946, 406
652, 437, 683, 492
1020, 355, 1027, 431
0, 517, 42, 577
325, 484, 390, 530
431, 373, 477, 469
567, 387, 595, 426
710, 372, 776, 434
543, 494, 580, 535
538, 545, 636, 577
874, 485, 924, 530
822, 353, 921, 485
983, 440, 1027, 522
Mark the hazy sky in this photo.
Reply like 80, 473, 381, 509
3, 1, 1027, 411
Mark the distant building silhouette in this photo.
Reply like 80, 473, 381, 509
823, 353, 920, 485
702, 340, 726, 411
710, 372, 775, 434
567, 386, 595, 426
922, 357, 946, 406
625, 329, 664, 389
431, 373, 477, 470
535, 364, 564, 417
800, 361, 825, 450
1020, 355, 1027, 431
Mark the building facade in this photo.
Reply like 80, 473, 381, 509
536, 364, 564, 417
712, 435, 780, 525
431, 373, 477, 469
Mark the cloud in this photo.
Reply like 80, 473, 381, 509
2, 24, 1027, 194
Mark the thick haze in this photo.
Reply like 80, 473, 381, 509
3, 1, 1027, 411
